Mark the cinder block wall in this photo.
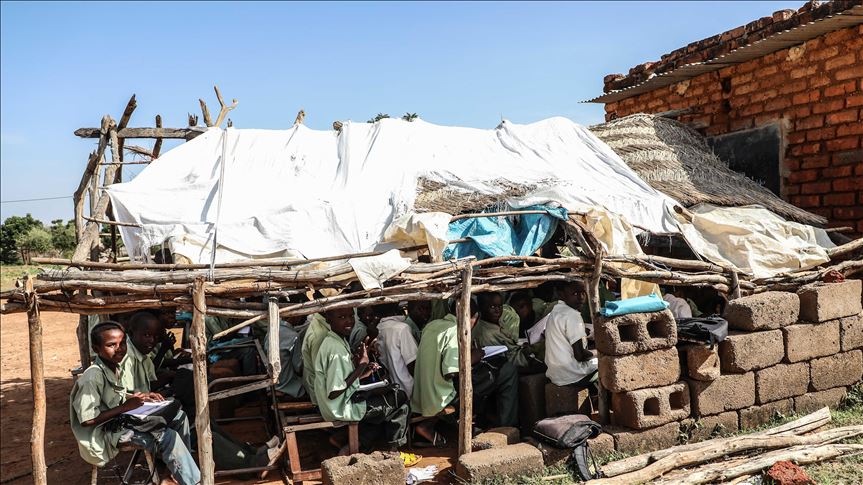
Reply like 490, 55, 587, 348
596, 280, 863, 454
602, 23, 863, 235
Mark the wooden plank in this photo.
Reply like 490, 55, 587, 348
74, 126, 206, 139
456, 262, 474, 457
190, 278, 215, 485
207, 379, 270, 402
268, 297, 281, 383
25, 276, 47, 485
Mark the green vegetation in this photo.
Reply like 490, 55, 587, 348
0, 214, 77, 263
0, 264, 46, 291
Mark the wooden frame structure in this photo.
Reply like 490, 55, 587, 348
3, 91, 862, 485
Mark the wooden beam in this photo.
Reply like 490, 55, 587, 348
456, 261, 475, 457
82, 216, 141, 228
152, 115, 163, 158
267, 297, 281, 383
190, 278, 215, 485
25, 276, 47, 485
74, 116, 110, 242
74, 126, 206, 139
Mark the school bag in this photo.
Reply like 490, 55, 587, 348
109, 398, 183, 434
676, 315, 728, 346
533, 414, 603, 480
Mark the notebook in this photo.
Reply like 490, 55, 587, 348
482, 345, 508, 359
357, 380, 389, 392
123, 399, 173, 418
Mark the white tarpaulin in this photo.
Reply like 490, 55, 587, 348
107, 118, 680, 262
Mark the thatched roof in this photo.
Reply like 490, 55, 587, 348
590, 114, 827, 226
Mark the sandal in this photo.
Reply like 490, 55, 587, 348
411, 429, 447, 448
400, 451, 422, 467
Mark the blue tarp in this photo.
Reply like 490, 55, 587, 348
601, 294, 669, 317
443, 205, 568, 261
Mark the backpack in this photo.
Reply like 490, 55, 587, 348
676, 315, 728, 346
533, 414, 603, 480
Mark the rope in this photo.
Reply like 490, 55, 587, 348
208, 128, 230, 281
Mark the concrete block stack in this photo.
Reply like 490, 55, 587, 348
594, 280, 863, 456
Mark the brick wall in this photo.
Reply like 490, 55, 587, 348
604, 25, 863, 234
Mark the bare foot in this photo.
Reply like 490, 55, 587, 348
414, 421, 437, 443
160, 477, 179, 485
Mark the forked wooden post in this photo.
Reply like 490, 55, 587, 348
25, 275, 47, 485
190, 278, 214, 485
456, 262, 475, 457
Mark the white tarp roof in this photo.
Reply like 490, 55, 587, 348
107, 117, 681, 262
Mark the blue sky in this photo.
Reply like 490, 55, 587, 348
1, 1, 801, 223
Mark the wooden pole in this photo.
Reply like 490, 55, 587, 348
190, 278, 214, 485
76, 314, 91, 369
456, 262, 474, 457
25, 275, 47, 485
267, 297, 281, 383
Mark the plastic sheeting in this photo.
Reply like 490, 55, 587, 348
442, 206, 568, 260
107, 118, 681, 263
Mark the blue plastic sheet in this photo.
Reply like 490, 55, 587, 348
601, 294, 669, 317
443, 205, 568, 261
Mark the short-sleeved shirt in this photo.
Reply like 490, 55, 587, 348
70, 357, 127, 466
301, 313, 330, 405
313, 330, 367, 422
411, 314, 460, 417
376, 316, 418, 397
472, 305, 527, 366
121, 337, 156, 393
544, 302, 599, 386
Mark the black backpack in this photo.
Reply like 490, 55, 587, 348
676, 315, 728, 346
533, 414, 603, 480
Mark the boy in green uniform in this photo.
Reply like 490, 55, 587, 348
412, 301, 519, 431
301, 312, 330, 404
313, 307, 410, 451
472, 292, 530, 367
122, 312, 174, 393
70, 322, 200, 485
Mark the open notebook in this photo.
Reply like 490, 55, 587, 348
123, 399, 174, 419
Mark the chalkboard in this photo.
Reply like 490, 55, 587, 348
708, 124, 782, 196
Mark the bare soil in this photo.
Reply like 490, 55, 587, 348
0, 311, 457, 484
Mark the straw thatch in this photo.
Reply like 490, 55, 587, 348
590, 114, 826, 226
414, 176, 552, 214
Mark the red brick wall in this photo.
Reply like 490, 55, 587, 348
604, 25, 863, 234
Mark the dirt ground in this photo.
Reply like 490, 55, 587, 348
0, 311, 457, 484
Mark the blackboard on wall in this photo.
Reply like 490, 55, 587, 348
708, 123, 782, 196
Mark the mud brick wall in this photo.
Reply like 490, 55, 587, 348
602, 22, 863, 235
597, 280, 863, 454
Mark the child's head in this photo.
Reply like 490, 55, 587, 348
477, 292, 503, 324
407, 300, 432, 328
324, 308, 356, 338
508, 291, 534, 323
357, 306, 381, 327
559, 280, 587, 310
127, 311, 161, 354
90, 322, 127, 365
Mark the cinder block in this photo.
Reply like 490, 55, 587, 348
690, 372, 755, 417
782, 321, 840, 363
473, 427, 520, 451
595, 310, 677, 355
724, 291, 799, 331
719, 330, 784, 372
611, 382, 690, 429
683, 411, 739, 442
588, 432, 615, 456
798, 280, 863, 322
545, 383, 591, 417
682, 344, 720, 381
794, 387, 848, 414
840, 312, 863, 351
756, 362, 809, 404
608, 421, 679, 454
810, 350, 863, 391
519, 373, 548, 436
322, 451, 405, 485
456, 443, 544, 482
599, 347, 680, 392
739, 398, 794, 429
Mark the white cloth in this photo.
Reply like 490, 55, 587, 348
348, 249, 412, 290
527, 313, 551, 345
663, 294, 693, 320
375, 316, 418, 397
544, 302, 598, 386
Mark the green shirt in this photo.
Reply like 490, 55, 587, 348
532, 298, 555, 320
313, 330, 367, 422
69, 357, 127, 466
301, 313, 330, 405
404, 317, 422, 343
473, 305, 527, 366
120, 337, 156, 393
411, 314, 460, 417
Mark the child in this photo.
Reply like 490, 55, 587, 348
544, 281, 598, 389
70, 322, 200, 485
313, 308, 410, 451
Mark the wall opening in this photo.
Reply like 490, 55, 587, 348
709, 123, 783, 196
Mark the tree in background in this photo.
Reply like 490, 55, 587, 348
0, 214, 43, 263
367, 113, 391, 123
50, 219, 77, 257
402, 113, 418, 122
15, 226, 52, 264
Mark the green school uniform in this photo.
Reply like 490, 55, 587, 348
430, 299, 449, 322
411, 314, 460, 417
313, 330, 367, 422
301, 313, 330, 405
404, 317, 422, 343
121, 338, 156, 393
69, 357, 127, 466
473, 306, 528, 366
532, 298, 555, 320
